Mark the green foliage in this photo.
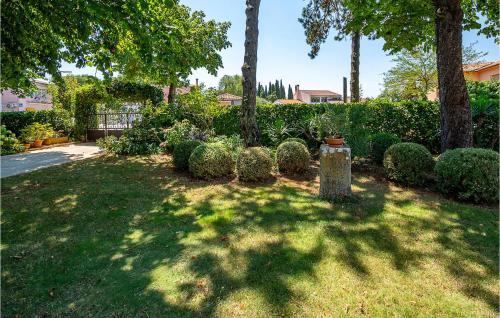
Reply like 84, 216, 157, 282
96, 127, 166, 155
207, 134, 245, 161
1, 125, 24, 155
276, 141, 310, 174
1, 109, 73, 137
189, 143, 234, 179
173, 140, 203, 170
380, 43, 487, 101
236, 147, 273, 182
369, 133, 401, 164
435, 148, 499, 203
173, 89, 222, 131
383, 142, 434, 186
218, 75, 243, 96
283, 138, 307, 147
164, 120, 203, 151
74, 85, 107, 140
96, 136, 120, 154
20, 123, 55, 143
107, 80, 164, 106
2, 0, 231, 94
467, 80, 499, 150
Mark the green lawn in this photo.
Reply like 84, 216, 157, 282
1, 155, 498, 317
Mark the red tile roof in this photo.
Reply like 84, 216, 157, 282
463, 61, 499, 72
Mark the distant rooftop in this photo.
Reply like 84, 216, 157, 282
218, 93, 242, 101
299, 90, 341, 97
463, 61, 499, 72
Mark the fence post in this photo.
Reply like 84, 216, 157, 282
104, 113, 108, 137
127, 113, 130, 129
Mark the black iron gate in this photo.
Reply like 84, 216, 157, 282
87, 112, 141, 141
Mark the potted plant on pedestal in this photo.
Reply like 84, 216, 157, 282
310, 110, 348, 147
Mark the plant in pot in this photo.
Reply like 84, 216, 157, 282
310, 110, 348, 147
20, 123, 53, 148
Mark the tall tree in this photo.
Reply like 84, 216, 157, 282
288, 84, 294, 99
381, 42, 487, 101
300, 0, 361, 102
218, 75, 243, 96
241, 0, 261, 146
342, 0, 498, 150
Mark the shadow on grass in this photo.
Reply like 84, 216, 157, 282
1, 156, 498, 316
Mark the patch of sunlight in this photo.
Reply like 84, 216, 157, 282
125, 229, 156, 245
53, 194, 78, 212
197, 209, 235, 227
0, 244, 9, 251
67, 302, 76, 310
121, 256, 138, 271
110, 252, 124, 261
148, 264, 194, 306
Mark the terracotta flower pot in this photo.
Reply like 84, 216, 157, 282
24, 143, 31, 150
325, 137, 344, 147
44, 136, 69, 145
33, 139, 43, 148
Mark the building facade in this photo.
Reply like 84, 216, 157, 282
1, 79, 53, 112
293, 85, 342, 104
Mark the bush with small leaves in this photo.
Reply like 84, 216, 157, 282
435, 148, 498, 203
189, 143, 234, 179
276, 141, 310, 173
368, 132, 401, 164
236, 147, 273, 182
383, 142, 434, 186
283, 137, 308, 147
173, 140, 203, 170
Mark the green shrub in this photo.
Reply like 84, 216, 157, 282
383, 142, 434, 186
468, 80, 499, 150
20, 123, 55, 143
96, 136, 120, 153
283, 137, 307, 147
107, 79, 164, 106
1, 109, 73, 137
369, 132, 401, 164
276, 141, 310, 173
173, 140, 203, 170
189, 143, 234, 179
164, 120, 201, 151
435, 148, 498, 203
74, 84, 107, 139
1, 125, 24, 155
236, 147, 273, 181
207, 134, 245, 160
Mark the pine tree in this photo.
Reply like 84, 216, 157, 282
288, 84, 293, 99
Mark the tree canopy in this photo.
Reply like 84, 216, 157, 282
218, 75, 243, 96
2, 0, 230, 94
381, 42, 487, 101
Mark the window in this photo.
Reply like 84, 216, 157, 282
311, 97, 321, 103
491, 74, 499, 80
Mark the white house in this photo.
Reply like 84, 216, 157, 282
1, 79, 53, 112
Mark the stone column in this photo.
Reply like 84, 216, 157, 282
319, 144, 351, 199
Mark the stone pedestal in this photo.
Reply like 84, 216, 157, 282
319, 144, 351, 199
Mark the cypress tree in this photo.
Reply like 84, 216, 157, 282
264, 85, 268, 97
288, 84, 293, 99
275, 80, 280, 97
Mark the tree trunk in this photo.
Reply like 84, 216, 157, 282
168, 82, 176, 105
241, 0, 260, 147
434, 0, 473, 151
350, 31, 360, 102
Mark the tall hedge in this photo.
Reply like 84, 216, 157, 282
74, 85, 107, 140
1, 109, 73, 136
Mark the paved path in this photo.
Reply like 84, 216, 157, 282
1, 143, 102, 178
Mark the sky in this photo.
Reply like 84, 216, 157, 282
62, 0, 499, 98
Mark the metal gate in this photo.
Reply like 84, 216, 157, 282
86, 112, 141, 141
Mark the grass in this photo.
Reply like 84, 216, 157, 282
1, 155, 498, 317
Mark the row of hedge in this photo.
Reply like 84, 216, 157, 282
213, 99, 497, 154
1, 109, 73, 136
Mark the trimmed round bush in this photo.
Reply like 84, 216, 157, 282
283, 137, 307, 147
276, 141, 310, 173
435, 148, 498, 203
383, 142, 434, 186
236, 147, 273, 182
173, 140, 203, 170
189, 143, 234, 179
369, 132, 401, 164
